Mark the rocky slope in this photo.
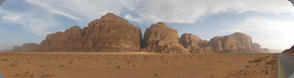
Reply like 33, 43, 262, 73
142, 22, 188, 53
179, 33, 212, 53
283, 45, 294, 53
13, 13, 142, 52
208, 32, 270, 53
11, 13, 270, 53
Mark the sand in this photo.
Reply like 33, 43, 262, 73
0, 52, 277, 78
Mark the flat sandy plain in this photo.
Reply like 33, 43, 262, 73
0, 52, 277, 78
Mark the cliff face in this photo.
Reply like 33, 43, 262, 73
11, 13, 270, 53
80, 13, 142, 52
179, 33, 212, 53
208, 32, 269, 53
40, 26, 84, 51
16, 13, 141, 52
177, 32, 269, 53
11, 43, 40, 52
142, 22, 188, 53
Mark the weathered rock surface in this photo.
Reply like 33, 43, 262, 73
14, 13, 142, 52
11, 43, 40, 52
208, 32, 269, 53
142, 22, 188, 53
11, 13, 270, 53
80, 13, 141, 52
178, 32, 270, 53
179, 33, 213, 53
40, 26, 84, 51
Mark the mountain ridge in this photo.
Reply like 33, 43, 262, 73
11, 13, 270, 53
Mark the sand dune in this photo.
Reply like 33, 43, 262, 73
0, 52, 277, 78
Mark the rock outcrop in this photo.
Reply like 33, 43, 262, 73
11, 13, 270, 53
14, 13, 142, 52
40, 26, 84, 51
81, 13, 142, 52
142, 22, 188, 53
283, 45, 294, 53
179, 33, 212, 53
11, 43, 40, 52
208, 32, 268, 53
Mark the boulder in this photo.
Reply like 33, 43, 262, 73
142, 22, 188, 53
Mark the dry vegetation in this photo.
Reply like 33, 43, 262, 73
0, 52, 277, 78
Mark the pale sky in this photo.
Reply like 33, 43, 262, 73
0, 0, 294, 51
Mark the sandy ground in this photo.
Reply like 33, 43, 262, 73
0, 52, 277, 78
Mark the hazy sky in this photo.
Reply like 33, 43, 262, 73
0, 0, 294, 51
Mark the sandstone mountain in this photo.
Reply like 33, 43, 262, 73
13, 13, 141, 52
11, 13, 270, 53
142, 22, 188, 53
179, 33, 212, 53
208, 32, 269, 53
283, 45, 294, 53
12, 43, 40, 52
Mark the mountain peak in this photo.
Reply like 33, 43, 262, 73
99, 12, 128, 23
101, 12, 120, 19
104, 13, 117, 17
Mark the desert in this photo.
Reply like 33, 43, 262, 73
1, 13, 279, 78
2, 0, 294, 78
0, 52, 277, 78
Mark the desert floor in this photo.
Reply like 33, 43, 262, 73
0, 52, 277, 78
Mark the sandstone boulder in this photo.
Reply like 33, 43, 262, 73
142, 22, 188, 53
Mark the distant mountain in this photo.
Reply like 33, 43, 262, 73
11, 13, 270, 53
179, 32, 270, 53
207, 32, 270, 53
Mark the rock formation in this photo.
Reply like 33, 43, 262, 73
283, 45, 294, 53
208, 32, 269, 53
40, 26, 84, 51
13, 13, 142, 52
142, 22, 188, 53
11, 43, 40, 52
11, 13, 270, 53
179, 33, 213, 53
81, 13, 141, 52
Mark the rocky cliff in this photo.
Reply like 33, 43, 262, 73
142, 22, 188, 53
208, 32, 269, 53
11, 13, 270, 53
179, 33, 212, 53
13, 13, 141, 52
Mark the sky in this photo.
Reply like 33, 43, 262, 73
0, 0, 294, 52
